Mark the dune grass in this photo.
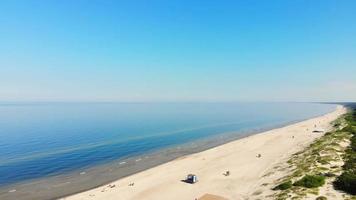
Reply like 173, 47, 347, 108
272, 110, 354, 200
333, 108, 356, 195
273, 180, 293, 190
293, 175, 325, 188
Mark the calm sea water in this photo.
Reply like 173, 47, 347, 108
0, 102, 335, 187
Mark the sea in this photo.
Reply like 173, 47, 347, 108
0, 102, 336, 199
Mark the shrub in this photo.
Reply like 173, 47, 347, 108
350, 136, 356, 151
273, 180, 292, 190
316, 196, 327, 200
341, 125, 354, 133
333, 171, 356, 195
293, 175, 325, 188
333, 108, 356, 195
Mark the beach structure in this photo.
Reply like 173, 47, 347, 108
185, 174, 198, 184
198, 194, 228, 200
223, 170, 230, 176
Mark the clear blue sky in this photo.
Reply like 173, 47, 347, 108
0, 0, 355, 102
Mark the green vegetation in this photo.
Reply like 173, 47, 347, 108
271, 109, 354, 199
273, 180, 292, 190
333, 108, 356, 195
293, 175, 325, 188
315, 196, 327, 200
273, 175, 326, 191
334, 172, 356, 194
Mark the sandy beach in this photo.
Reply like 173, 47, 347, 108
63, 105, 346, 200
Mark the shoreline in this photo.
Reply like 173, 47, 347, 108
0, 111, 326, 200
0, 104, 341, 200
61, 105, 346, 200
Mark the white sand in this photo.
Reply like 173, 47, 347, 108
63, 106, 346, 200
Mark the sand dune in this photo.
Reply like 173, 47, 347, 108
63, 105, 346, 200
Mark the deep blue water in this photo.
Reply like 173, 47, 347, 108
0, 102, 335, 186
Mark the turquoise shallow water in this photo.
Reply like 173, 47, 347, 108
0, 102, 335, 187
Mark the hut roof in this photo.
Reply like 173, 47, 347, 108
198, 194, 228, 200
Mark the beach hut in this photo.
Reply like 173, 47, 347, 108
186, 174, 198, 184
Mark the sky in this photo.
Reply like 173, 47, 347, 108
0, 0, 355, 102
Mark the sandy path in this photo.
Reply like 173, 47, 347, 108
63, 105, 346, 200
